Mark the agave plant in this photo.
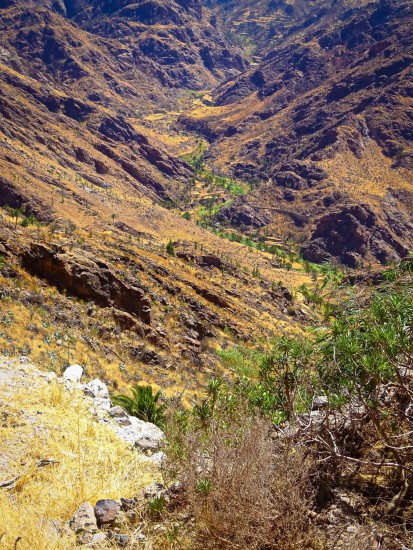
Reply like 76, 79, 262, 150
112, 385, 167, 428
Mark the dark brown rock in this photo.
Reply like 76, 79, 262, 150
22, 244, 151, 324
302, 204, 412, 266
94, 499, 121, 527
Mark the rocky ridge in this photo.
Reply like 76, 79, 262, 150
183, 0, 413, 266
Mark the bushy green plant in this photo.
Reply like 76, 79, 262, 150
217, 345, 266, 378
166, 240, 175, 257
21, 213, 42, 227
234, 274, 413, 515
317, 285, 413, 397
112, 385, 167, 428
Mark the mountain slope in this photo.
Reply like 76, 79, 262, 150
182, 0, 413, 266
0, 0, 314, 398
210, 0, 376, 59
0, 0, 247, 209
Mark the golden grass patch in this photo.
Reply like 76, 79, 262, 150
0, 376, 159, 550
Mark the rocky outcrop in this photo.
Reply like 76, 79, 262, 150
22, 244, 151, 324
216, 199, 271, 228
112, 415, 165, 451
302, 204, 412, 267
60, 364, 165, 452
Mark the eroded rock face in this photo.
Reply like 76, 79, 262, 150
22, 244, 151, 324
302, 204, 412, 267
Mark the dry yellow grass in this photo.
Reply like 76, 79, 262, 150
0, 370, 160, 550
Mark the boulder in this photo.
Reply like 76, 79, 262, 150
84, 379, 112, 415
94, 499, 121, 527
63, 364, 83, 384
69, 502, 106, 546
113, 416, 164, 451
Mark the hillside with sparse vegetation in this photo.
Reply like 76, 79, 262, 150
1, 0, 413, 548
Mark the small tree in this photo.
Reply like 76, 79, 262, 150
252, 266, 260, 278
11, 208, 21, 229
166, 240, 175, 256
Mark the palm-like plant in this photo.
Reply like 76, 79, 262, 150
112, 385, 166, 428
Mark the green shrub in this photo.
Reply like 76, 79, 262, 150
166, 240, 175, 257
147, 495, 166, 519
112, 385, 166, 428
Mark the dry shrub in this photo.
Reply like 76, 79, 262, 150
165, 406, 312, 549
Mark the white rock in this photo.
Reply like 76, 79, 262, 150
149, 451, 166, 466
84, 379, 110, 400
63, 364, 83, 383
113, 416, 164, 450
69, 501, 97, 533
84, 379, 112, 417
69, 502, 107, 547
